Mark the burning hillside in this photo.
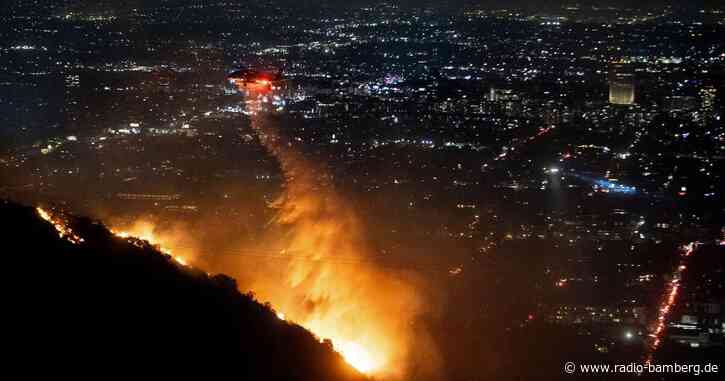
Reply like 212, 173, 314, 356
2, 200, 368, 380
95, 88, 442, 378
223, 89, 439, 378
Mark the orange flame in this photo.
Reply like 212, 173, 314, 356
109, 220, 191, 267
38, 205, 402, 374
94, 85, 439, 378
337, 341, 376, 373
36, 207, 84, 245
224, 88, 438, 378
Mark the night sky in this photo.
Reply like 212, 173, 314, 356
0, 0, 712, 12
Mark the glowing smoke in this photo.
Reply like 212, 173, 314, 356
223, 93, 440, 378
108, 219, 196, 268
101, 90, 442, 377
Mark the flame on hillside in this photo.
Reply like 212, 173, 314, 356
37, 207, 84, 245
99, 90, 440, 378
109, 220, 192, 267
217, 91, 439, 378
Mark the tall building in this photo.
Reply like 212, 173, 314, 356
609, 62, 635, 105
700, 86, 717, 126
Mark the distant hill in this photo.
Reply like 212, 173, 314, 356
2, 200, 367, 379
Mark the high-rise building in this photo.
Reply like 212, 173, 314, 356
609, 62, 635, 105
700, 86, 717, 126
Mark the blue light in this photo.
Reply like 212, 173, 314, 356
573, 173, 637, 195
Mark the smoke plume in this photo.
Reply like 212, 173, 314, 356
221, 96, 440, 379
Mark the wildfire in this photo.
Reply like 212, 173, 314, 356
277, 307, 378, 372
106, 214, 394, 375
36, 207, 84, 245
37, 206, 193, 269
337, 341, 376, 373
218, 83, 435, 378
38, 81, 436, 378
39, 206, 397, 376
109, 223, 190, 267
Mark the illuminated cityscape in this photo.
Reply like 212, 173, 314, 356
1, 0, 723, 380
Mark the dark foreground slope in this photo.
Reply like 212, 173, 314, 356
2, 200, 366, 380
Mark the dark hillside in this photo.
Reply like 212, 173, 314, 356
2, 200, 366, 379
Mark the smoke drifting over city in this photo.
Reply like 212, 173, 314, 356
1, 0, 723, 380
239, 104, 440, 378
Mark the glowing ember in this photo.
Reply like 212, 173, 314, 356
37, 207, 51, 222
36, 207, 84, 245
276, 312, 286, 321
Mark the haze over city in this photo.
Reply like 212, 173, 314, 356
1, 1, 723, 379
